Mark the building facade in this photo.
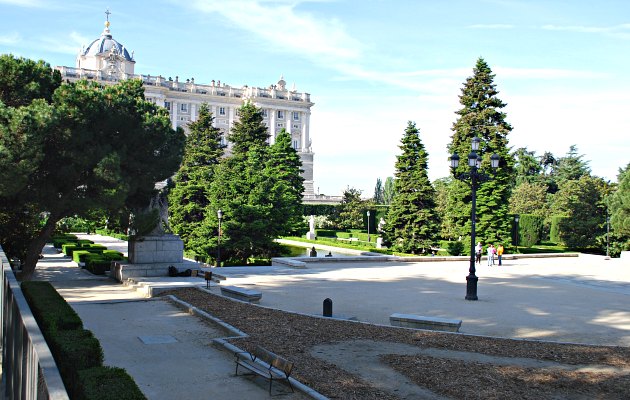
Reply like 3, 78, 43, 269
55, 16, 317, 197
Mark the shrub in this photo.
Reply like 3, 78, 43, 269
54, 329, 104, 395
73, 250, 93, 264
85, 257, 112, 275
76, 366, 147, 400
446, 241, 465, 256
21, 281, 83, 333
517, 214, 544, 247
550, 216, 568, 245
314, 229, 336, 237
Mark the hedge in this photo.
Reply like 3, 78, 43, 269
550, 216, 568, 245
517, 214, 544, 248
76, 367, 146, 400
21, 281, 146, 399
315, 229, 336, 237
21, 281, 83, 333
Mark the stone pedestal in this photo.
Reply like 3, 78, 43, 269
306, 232, 316, 240
113, 234, 186, 282
376, 237, 383, 249
128, 234, 183, 264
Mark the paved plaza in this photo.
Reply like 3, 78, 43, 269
32, 234, 630, 399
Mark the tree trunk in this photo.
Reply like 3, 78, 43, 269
20, 216, 58, 281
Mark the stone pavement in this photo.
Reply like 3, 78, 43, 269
34, 241, 309, 400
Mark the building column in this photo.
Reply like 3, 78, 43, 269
269, 108, 277, 144
190, 103, 197, 122
302, 110, 311, 152
171, 101, 178, 130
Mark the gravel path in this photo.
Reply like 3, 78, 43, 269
165, 287, 630, 399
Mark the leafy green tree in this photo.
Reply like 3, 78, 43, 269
383, 121, 439, 253
383, 176, 395, 205
434, 177, 459, 240
333, 187, 365, 230
168, 103, 224, 255
509, 181, 549, 218
610, 163, 630, 236
0, 58, 185, 279
555, 145, 590, 185
0, 54, 61, 108
446, 57, 516, 245
552, 175, 606, 248
373, 178, 384, 204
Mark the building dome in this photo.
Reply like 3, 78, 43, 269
81, 20, 133, 62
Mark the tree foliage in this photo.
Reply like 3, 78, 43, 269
332, 187, 365, 230
552, 175, 606, 248
446, 57, 516, 245
610, 163, 630, 236
383, 121, 440, 253
383, 177, 395, 205
373, 178, 384, 204
509, 181, 549, 218
0, 56, 185, 279
555, 145, 590, 185
204, 105, 303, 264
168, 103, 224, 253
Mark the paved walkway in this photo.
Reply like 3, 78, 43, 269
34, 240, 308, 400
33, 233, 630, 399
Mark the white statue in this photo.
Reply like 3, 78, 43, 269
378, 217, 385, 233
309, 215, 315, 234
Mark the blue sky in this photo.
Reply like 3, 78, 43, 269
1, 0, 629, 196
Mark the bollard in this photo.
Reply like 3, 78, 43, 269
323, 298, 332, 317
205, 271, 212, 289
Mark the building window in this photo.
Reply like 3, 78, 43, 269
262, 109, 268, 118
293, 111, 300, 121
219, 107, 226, 116
293, 124, 300, 129
277, 110, 284, 119
293, 140, 299, 150
181, 103, 188, 112
164, 101, 171, 111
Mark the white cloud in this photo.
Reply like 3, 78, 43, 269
188, 0, 363, 61
542, 24, 630, 40
0, 0, 48, 7
36, 30, 88, 55
468, 24, 514, 29
0, 32, 21, 45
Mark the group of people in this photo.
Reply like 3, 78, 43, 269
474, 242, 504, 266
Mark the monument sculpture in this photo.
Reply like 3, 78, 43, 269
306, 215, 317, 240
113, 189, 186, 281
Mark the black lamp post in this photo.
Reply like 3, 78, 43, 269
217, 209, 223, 267
450, 137, 500, 301
367, 210, 371, 243
514, 215, 520, 254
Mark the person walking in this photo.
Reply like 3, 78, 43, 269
487, 244, 495, 266
497, 244, 504, 266
475, 242, 482, 264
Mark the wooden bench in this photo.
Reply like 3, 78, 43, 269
220, 285, 262, 303
390, 313, 462, 332
234, 346, 294, 394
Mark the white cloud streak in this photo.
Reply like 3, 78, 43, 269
468, 24, 514, 29
542, 23, 630, 40
0, 0, 48, 7
0, 32, 21, 45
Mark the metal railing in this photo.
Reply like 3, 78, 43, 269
1, 247, 69, 400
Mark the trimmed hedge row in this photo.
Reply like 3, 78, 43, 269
21, 281, 146, 400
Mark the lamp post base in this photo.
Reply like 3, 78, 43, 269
465, 275, 478, 301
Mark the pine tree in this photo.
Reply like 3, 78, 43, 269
168, 103, 224, 255
446, 57, 516, 245
383, 177, 395, 205
555, 145, 591, 185
265, 129, 305, 235
383, 121, 439, 253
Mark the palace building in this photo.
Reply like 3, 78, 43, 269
55, 14, 318, 198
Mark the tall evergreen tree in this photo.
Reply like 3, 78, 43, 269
555, 145, 591, 185
265, 129, 305, 235
373, 178, 384, 204
446, 57, 515, 245
332, 187, 365, 230
383, 121, 439, 253
168, 103, 224, 255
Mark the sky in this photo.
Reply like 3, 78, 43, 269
1, 0, 629, 197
